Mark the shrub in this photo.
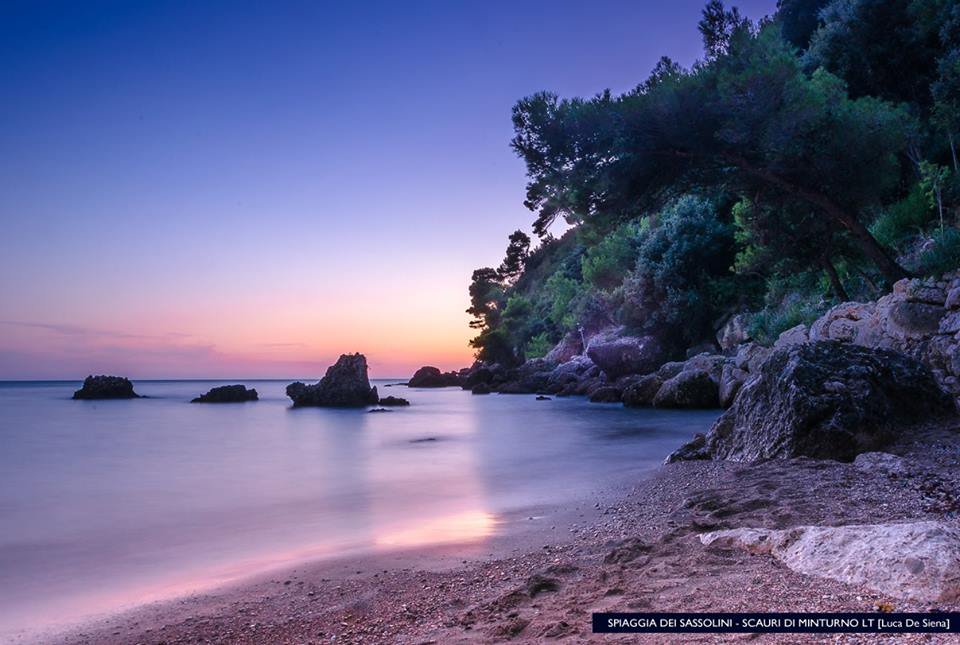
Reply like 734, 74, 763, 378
869, 185, 934, 249
580, 220, 647, 290
524, 332, 554, 359
917, 227, 960, 276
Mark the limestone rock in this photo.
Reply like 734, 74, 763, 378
701, 522, 960, 602
585, 327, 669, 379
622, 374, 663, 407
717, 313, 751, 352
653, 369, 719, 409
378, 396, 410, 406
668, 341, 953, 462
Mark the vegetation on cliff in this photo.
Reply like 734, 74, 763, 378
469, 0, 960, 365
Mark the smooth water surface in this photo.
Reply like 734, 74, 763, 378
0, 379, 718, 636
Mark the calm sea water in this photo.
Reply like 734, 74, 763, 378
0, 379, 718, 637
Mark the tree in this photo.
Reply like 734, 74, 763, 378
919, 161, 950, 232
803, 0, 944, 111
466, 268, 502, 330
497, 230, 531, 283
699, 0, 752, 59
777, 0, 831, 50
511, 24, 914, 285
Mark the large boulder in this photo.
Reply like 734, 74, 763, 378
586, 327, 669, 379
286, 354, 379, 407
73, 375, 139, 400
701, 522, 960, 603
668, 341, 953, 462
408, 366, 463, 388
544, 331, 584, 364
191, 384, 258, 403
378, 396, 410, 406
653, 369, 719, 408
622, 374, 663, 407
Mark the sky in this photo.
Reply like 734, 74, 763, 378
0, 0, 777, 379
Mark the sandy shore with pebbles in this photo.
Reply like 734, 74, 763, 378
50, 421, 960, 645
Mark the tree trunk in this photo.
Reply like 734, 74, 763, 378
821, 256, 849, 302
949, 132, 959, 174
724, 155, 910, 287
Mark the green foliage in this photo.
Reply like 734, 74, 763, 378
580, 221, 647, 290
620, 196, 736, 345
524, 332, 554, 359
468, 0, 960, 364
870, 185, 935, 249
918, 228, 960, 276
745, 272, 829, 345
543, 271, 582, 331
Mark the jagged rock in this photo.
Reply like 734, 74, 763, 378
653, 369, 719, 409
700, 522, 960, 602
378, 396, 410, 406
472, 383, 491, 395
774, 323, 809, 348
544, 331, 584, 363
717, 313, 751, 352
408, 366, 462, 388
683, 353, 726, 382
718, 363, 748, 408
191, 384, 258, 403
668, 341, 953, 463
734, 342, 770, 374
73, 375, 139, 400
585, 327, 668, 379
286, 354, 379, 407
622, 374, 663, 407
535, 395, 551, 401
546, 355, 598, 393
588, 386, 622, 403
368, 408, 391, 413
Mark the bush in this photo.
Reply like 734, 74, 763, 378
918, 227, 960, 276
524, 332, 554, 359
869, 185, 934, 249
580, 220, 647, 290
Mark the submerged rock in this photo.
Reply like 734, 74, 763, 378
588, 385, 621, 403
407, 366, 462, 388
191, 384, 258, 403
286, 354, 379, 408
378, 395, 410, 406
72, 375, 139, 400
668, 341, 953, 463
471, 383, 492, 395
701, 521, 960, 602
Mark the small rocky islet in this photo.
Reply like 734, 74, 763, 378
191, 384, 258, 403
72, 375, 140, 400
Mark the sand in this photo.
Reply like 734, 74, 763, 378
51, 421, 960, 644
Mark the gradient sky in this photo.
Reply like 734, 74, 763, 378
0, 0, 777, 379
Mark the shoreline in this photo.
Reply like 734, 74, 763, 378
49, 419, 960, 644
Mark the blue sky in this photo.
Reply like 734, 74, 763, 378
0, 0, 777, 378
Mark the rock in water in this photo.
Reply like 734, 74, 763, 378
286, 354, 379, 407
191, 385, 258, 403
407, 366, 462, 387
653, 369, 719, 408
378, 396, 410, 406
700, 522, 960, 602
668, 341, 953, 462
585, 327, 668, 379
72, 375, 139, 400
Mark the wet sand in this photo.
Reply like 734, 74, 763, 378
50, 421, 960, 644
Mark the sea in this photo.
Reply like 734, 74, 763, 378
0, 379, 719, 638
